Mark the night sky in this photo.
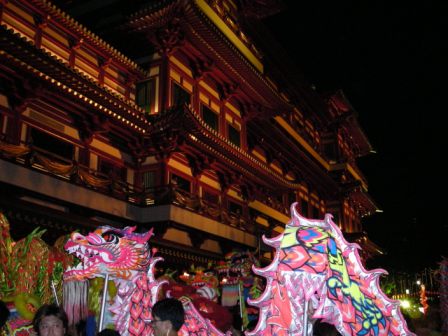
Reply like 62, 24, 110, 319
261, 1, 446, 273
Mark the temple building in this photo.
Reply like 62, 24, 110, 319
0, 0, 380, 268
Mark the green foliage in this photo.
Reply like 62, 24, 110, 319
380, 279, 396, 296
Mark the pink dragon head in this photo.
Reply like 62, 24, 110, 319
63, 226, 153, 281
62, 225, 231, 336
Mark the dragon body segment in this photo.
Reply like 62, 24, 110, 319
63, 225, 229, 336
246, 203, 415, 336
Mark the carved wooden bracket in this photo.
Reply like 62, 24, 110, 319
240, 184, 255, 202
188, 230, 205, 248
218, 82, 239, 101
151, 221, 170, 238
10, 81, 46, 113
154, 19, 185, 55
186, 153, 210, 177
72, 114, 110, 145
218, 240, 235, 256
217, 171, 231, 192
190, 57, 214, 80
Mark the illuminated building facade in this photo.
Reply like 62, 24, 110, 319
0, 0, 379, 266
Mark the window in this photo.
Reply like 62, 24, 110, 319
171, 174, 191, 192
172, 83, 191, 106
143, 171, 156, 190
202, 190, 219, 204
136, 79, 155, 113
30, 128, 74, 160
228, 124, 240, 147
202, 105, 219, 131
99, 160, 126, 179
228, 201, 243, 215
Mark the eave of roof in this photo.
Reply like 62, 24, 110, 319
349, 189, 380, 216
327, 90, 373, 156
30, 0, 146, 76
128, 0, 292, 113
0, 25, 150, 133
148, 105, 304, 190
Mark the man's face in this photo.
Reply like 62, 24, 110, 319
151, 316, 169, 336
38, 315, 65, 336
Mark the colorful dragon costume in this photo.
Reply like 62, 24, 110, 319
246, 203, 415, 336
179, 263, 220, 302
63, 225, 231, 336
157, 265, 233, 332
216, 250, 262, 328
0, 212, 73, 336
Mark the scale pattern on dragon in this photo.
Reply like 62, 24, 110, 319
246, 203, 415, 336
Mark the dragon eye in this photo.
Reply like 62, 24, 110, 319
101, 231, 122, 243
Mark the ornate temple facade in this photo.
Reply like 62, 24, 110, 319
0, 0, 380, 266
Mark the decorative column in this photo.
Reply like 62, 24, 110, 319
34, 14, 50, 49
98, 57, 111, 86
152, 18, 185, 111
68, 37, 83, 68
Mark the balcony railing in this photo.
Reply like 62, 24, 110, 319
0, 139, 260, 233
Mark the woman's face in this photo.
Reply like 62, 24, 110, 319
38, 315, 65, 336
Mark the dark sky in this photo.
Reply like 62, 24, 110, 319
262, 1, 446, 273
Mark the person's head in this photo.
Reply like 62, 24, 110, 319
97, 328, 120, 336
33, 304, 68, 336
228, 305, 242, 333
151, 298, 185, 335
313, 320, 341, 336
74, 319, 87, 336
0, 300, 10, 329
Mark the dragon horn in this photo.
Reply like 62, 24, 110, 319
138, 228, 153, 243
123, 226, 137, 233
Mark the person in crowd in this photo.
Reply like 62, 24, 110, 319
68, 319, 87, 336
97, 328, 120, 336
402, 313, 416, 333
415, 305, 443, 336
0, 300, 10, 333
150, 298, 185, 336
32, 304, 68, 336
313, 319, 341, 336
227, 305, 242, 335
